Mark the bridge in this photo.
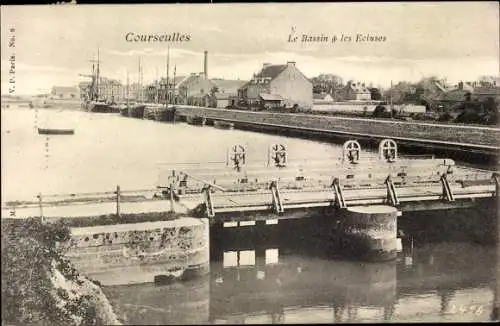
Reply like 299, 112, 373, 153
2, 138, 497, 261
155, 139, 498, 220
2, 139, 498, 222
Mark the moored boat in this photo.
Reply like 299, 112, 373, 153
158, 106, 177, 122
144, 104, 165, 120
129, 103, 146, 118
213, 120, 234, 130
87, 101, 120, 113
38, 128, 75, 135
186, 115, 206, 126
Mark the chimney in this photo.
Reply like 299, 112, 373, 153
287, 61, 296, 67
263, 63, 271, 69
204, 51, 208, 80
458, 81, 464, 90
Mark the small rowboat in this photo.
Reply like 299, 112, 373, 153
38, 128, 75, 135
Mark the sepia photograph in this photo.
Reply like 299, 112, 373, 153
1, 2, 499, 324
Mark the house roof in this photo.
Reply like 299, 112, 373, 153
472, 86, 500, 96
255, 65, 288, 79
441, 90, 469, 102
240, 65, 287, 90
259, 93, 283, 101
176, 75, 200, 89
210, 79, 247, 94
347, 82, 370, 94
158, 76, 187, 86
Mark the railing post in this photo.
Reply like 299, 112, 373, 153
385, 175, 400, 206
493, 173, 500, 197
169, 181, 175, 213
37, 193, 44, 223
332, 178, 346, 209
270, 181, 284, 214
440, 174, 455, 202
204, 186, 215, 218
116, 185, 121, 217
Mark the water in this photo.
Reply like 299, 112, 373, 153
103, 221, 496, 324
1, 107, 497, 323
1, 107, 355, 203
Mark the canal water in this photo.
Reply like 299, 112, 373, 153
1, 107, 497, 323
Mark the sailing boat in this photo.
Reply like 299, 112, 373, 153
120, 72, 131, 117
129, 57, 146, 119
84, 48, 118, 113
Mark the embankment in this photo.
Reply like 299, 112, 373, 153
1, 218, 122, 325
175, 106, 500, 156
63, 216, 210, 286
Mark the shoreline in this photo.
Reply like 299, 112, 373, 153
1, 218, 122, 325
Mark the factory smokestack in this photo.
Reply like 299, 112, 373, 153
204, 51, 208, 80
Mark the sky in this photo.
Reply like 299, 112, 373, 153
1, 2, 499, 95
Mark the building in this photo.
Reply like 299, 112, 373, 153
78, 77, 129, 102
439, 81, 473, 103
96, 77, 122, 103
210, 79, 247, 108
471, 85, 500, 102
342, 81, 371, 101
176, 73, 215, 106
238, 61, 313, 109
50, 86, 79, 100
78, 82, 92, 100
259, 93, 283, 110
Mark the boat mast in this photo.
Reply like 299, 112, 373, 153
126, 71, 129, 105
166, 46, 170, 105
390, 79, 393, 117
96, 47, 100, 101
140, 60, 144, 103
173, 64, 176, 104
137, 57, 142, 103
90, 56, 95, 101
155, 66, 159, 104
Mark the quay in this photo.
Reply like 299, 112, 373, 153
2, 139, 498, 265
171, 106, 500, 158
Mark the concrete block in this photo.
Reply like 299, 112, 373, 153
62, 217, 210, 286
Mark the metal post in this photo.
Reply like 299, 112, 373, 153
116, 185, 121, 217
37, 193, 44, 223
169, 182, 175, 213
493, 195, 500, 321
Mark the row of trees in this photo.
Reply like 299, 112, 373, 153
312, 74, 499, 125
311, 74, 447, 104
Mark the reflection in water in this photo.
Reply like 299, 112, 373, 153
104, 218, 496, 324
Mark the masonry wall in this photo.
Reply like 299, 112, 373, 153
62, 218, 210, 286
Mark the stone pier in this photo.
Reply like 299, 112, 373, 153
61, 217, 210, 286
336, 205, 398, 261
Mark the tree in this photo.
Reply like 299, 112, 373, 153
369, 88, 382, 101
210, 85, 219, 96
311, 74, 344, 95
383, 81, 413, 104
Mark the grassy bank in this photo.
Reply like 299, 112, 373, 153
48, 210, 188, 228
1, 218, 122, 325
